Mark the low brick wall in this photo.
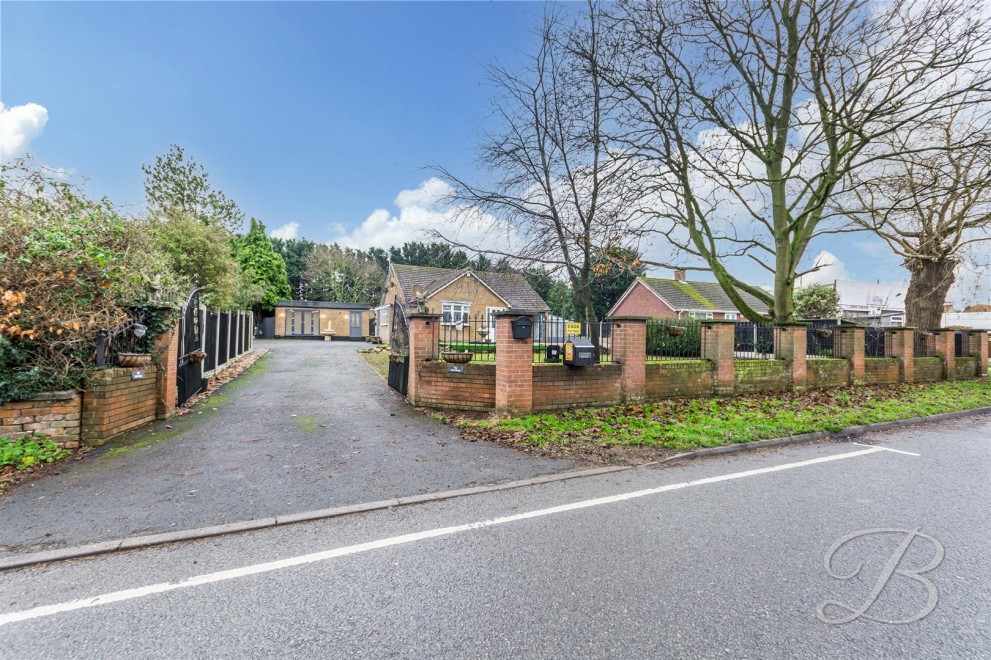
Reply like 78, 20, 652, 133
532, 364, 623, 411
0, 390, 82, 448
415, 361, 495, 411
914, 356, 944, 383
806, 359, 850, 389
646, 360, 713, 399
81, 366, 159, 446
955, 356, 978, 380
864, 358, 901, 385
734, 360, 789, 394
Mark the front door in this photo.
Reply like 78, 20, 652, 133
349, 311, 363, 339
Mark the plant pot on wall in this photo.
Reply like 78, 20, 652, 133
441, 351, 473, 364
667, 326, 686, 337
815, 329, 833, 339
117, 353, 151, 367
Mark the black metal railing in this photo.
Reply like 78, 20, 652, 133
805, 319, 839, 358
954, 330, 965, 357
734, 321, 775, 359
913, 329, 934, 358
865, 327, 886, 357
646, 319, 703, 361
532, 316, 612, 364
433, 313, 496, 363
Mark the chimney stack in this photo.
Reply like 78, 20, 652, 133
674, 269, 687, 282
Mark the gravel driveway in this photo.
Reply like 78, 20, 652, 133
0, 339, 569, 554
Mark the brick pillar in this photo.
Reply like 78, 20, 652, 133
700, 321, 735, 395
887, 328, 915, 383
775, 325, 807, 391
154, 317, 179, 419
407, 313, 440, 405
610, 317, 647, 403
967, 330, 988, 377
495, 311, 534, 414
835, 326, 865, 386
932, 329, 956, 380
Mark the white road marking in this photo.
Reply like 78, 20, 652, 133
0, 446, 889, 627
850, 442, 922, 457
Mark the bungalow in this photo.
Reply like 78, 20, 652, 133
376, 264, 550, 344
609, 271, 770, 320
273, 301, 374, 340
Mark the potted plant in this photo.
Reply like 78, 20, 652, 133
815, 328, 833, 339
667, 325, 686, 337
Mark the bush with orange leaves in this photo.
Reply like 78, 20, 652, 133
0, 161, 174, 403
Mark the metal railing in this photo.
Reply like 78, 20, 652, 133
805, 320, 839, 358
955, 330, 965, 357
913, 329, 934, 358
532, 316, 612, 364
734, 321, 775, 359
432, 313, 496, 363
646, 319, 703, 361
865, 327, 887, 357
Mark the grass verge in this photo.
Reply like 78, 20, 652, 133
359, 348, 391, 380
458, 379, 991, 464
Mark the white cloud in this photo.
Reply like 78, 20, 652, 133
269, 222, 299, 240
0, 102, 49, 163
335, 178, 514, 253
796, 251, 850, 288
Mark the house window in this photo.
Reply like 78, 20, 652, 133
442, 302, 471, 326
687, 312, 714, 320
725, 313, 738, 321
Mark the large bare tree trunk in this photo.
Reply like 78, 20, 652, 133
904, 257, 957, 329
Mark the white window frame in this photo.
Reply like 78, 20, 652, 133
441, 301, 471, 326
724, 313, 738, 321
486, 306, 507, 338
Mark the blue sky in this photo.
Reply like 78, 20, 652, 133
1, 1, 985, 304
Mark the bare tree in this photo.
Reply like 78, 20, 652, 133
596, 0, 991, 321
838, 100, 991, 327
433, 5, 651, 328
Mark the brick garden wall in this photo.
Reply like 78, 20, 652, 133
914, 357, 944, 383
864, 358, 901, 385
532, 364, 623, 411
806, 359, 850, 389
645, 361, 713, 399
955, 356, 978, 380
415, 361, 495, 412
81, 366, 159, 446
0, 390, 82, 448
734, 360, 789, 394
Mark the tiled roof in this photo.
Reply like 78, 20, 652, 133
641, 278, 770, 315
391, 264, 549, 311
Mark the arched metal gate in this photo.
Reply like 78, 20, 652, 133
176, 286, 207, 406
387, 301, 410, 396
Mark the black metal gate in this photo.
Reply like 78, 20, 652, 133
387, 301, 410, 396
176, 286, 207, 406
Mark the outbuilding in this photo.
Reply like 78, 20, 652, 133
273, 301, 374, 340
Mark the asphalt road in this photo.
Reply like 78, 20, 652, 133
0, 340, 568, 554
2, 416, 988, 659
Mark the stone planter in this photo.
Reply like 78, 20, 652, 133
441, 351, 473, 364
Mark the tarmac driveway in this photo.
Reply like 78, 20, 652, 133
0, 340, 570, 554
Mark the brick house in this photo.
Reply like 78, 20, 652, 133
376, 264, 549, 344
609, 271, 770, 320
